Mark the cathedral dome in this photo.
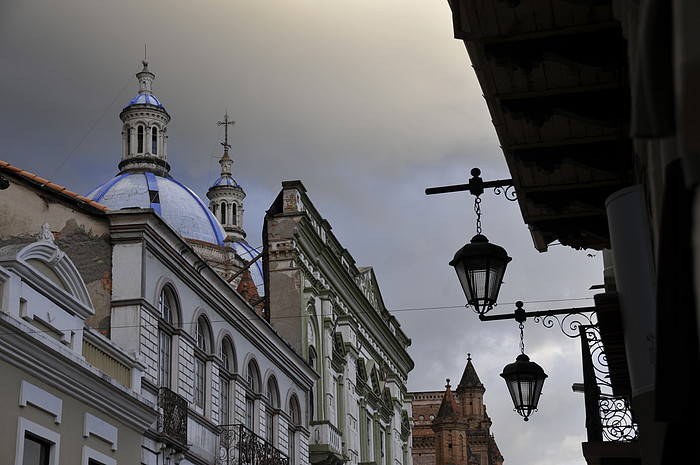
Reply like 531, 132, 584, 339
87, 172, 227, 246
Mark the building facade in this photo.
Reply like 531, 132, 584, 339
0, 222, 158, 465
411, 356, 502, 465
0, 60, 316, 465
264, 181, 415, 465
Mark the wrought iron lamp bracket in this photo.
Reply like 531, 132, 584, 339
480, 301, 597, 338
425, 167, 517, 201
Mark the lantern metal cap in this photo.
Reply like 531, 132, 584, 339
449, 234, 511, 266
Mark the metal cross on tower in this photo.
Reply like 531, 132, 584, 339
217, 112, 235, 153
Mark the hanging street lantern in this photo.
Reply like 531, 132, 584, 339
450, 234, 512, 315
500, 353, 548, 421
499, 306, 548, 421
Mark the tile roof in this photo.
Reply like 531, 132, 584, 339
0, 160, 110, 212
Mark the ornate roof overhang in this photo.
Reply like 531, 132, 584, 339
448, 0, 635, 251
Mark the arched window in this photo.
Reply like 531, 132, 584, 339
232, 203, 237, 225
308, 346, 317, 421
289, 395, 301, 465
220, 336, 235, 425
137, 125, 144, 153
194, 315, 211, 409
157, 285, 178, 388
151, 127, 158, 154
246, 360, 261, 430
125, 126, 132, 155
220, 201, 227, 224
265, 377, 280, 442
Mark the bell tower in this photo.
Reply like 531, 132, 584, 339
207, 112, 246, 241
431, 380, 468, 465
118, 60, 171, 175
456, 354, 487, 421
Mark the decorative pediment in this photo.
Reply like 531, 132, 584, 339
382, 387, 393, 409
0, 223, 94, 318
356, 357, 368, 383
332, 332, 347, 370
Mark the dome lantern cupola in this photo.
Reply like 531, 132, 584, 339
118, 60, 171, 175
207, 112, 247, 242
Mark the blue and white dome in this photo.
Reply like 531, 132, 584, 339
126, 93, 164, 107
87, 172, 227, 246
211, 175, 239, 187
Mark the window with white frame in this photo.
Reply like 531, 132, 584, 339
220, 336, 235, 425
246, 360, 260, 431
82, 446, 116, 465
308, 346, 317, 421
16, 418, 60, 465
366, 416, 373, 461
194, 315, 211, 410
380, 428, 386, 465
265, 377, 279, 443
288, 395, 301, 465
157, 285, 178, 388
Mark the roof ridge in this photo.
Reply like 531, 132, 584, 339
0, 160, 110, 212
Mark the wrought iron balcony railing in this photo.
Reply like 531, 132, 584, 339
158, 387, 188, 446
579, 325, 638, 442
218, 424, 290, 465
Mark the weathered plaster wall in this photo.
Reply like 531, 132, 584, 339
0, 180, 112, 330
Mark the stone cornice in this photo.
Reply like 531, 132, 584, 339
0, 312, 157, 431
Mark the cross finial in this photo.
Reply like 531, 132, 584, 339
217, 111, 236, 154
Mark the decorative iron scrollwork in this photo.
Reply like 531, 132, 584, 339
218, 424, 290, 465
580, 326, 638, 442
532, 310, 596, 338
158, 387, 188, 446
493, 184, 517, 201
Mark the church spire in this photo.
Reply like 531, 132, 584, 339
217, 111, 235, 177
434, 380, 462, 422
118, 60, 171, 175
457, 353, 484, 391
432, 379, 468, 465
207, 112, 246, 242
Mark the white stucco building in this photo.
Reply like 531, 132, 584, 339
0, 60, 315, 465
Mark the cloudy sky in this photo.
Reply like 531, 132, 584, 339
1, 1, 604, 464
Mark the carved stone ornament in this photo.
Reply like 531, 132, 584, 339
38, 222, 54, 243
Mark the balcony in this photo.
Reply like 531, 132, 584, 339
309, 421, 344, 465
158, 387, 188, 447
218, 424, 289, 465
579, 325, 641, 464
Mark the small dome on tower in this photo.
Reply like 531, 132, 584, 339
211, 175, 239, 187
126, 93, 164, 107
